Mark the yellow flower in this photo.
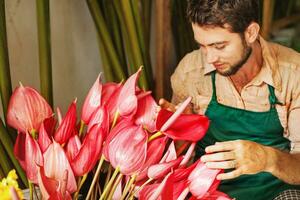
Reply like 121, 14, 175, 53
0, 170, 23, 200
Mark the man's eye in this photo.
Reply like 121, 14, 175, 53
214, 44, 225, 50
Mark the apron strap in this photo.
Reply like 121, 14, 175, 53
210, 71, 281, 108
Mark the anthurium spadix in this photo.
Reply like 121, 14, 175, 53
106, 121, 147, 175
7, 84, 53, 134
81, 74, 102, 124
54, 100, 77, 145
156, 97, 210, 142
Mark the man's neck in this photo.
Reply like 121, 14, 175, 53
229, 41, 263, 93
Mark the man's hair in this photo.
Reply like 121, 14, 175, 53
187, 0, 259, 33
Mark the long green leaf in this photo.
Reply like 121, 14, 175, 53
0, 141, 11, 175
87, 0, 126, 82
36, 0, 53, 107
119, 0, 149, 89
0, 164, 4, 179
130, 0, 153, 88
0, 120, 27, 186
0, 0, 12, 121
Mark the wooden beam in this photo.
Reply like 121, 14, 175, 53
261, 0, 275, 39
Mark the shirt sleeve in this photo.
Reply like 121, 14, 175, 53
287, 68, 300, 153
170, 57, 189, 105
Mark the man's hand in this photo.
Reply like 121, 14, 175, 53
159, 98, 193, 114
201, 140, 271, 180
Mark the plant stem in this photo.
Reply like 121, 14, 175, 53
74, 174, 87, 200
120, 174, 137, 200
78, 120, 85, 138
99, 166, 120, 200
132, 178, 153, 196
111, 111, 119, 130
86, 155, 105, 200
29, 181, 34, 200
36, 0, 53, 107
107, 173, 123, 200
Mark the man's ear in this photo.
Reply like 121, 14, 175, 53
244, 22, 260, 44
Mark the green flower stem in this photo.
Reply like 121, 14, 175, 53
29, 181, 34, 200
86, 0, 126, 82
132, 178, 153, 197
36, 0, 53, 107
104, 164, 112, 188
107, 173, 123, 200
0, 0, 12, 121
0, 120, 27, 186
99, 166, 120, 200
0, 165, 4, 179
120, 174, 137, 200
74, 174, 87, 200
148, 131, 162, 142
86, 155, 105, 200
119, 0, 149, 89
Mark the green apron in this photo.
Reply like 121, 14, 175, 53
196, 71, 300, 200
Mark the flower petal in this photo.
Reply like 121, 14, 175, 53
81, 74, 102, 124
7, 85, 53, 133
65, 135, 81, 161
54, 100, 77, 145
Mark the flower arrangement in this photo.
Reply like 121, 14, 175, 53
6, 67, 231, 200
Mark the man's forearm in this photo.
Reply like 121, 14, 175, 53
265, 146, 300, 185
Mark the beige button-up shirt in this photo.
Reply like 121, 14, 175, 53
171, 37, 300, 153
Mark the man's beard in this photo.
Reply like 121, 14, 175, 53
218, 43, 252, 76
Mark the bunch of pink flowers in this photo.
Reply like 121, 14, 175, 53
6, 67, 231, 200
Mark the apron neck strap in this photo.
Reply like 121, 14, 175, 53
210, 71, 279, 106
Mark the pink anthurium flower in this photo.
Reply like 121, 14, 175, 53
201, 191, 232, 200
147, 156, 183, 180
43, 141, 77, 193
65, 135, 81, 161
134, 91, 158, 132
106, 122, 147, 175
116, 67, 142, 118
81, 74, 102, 124
70, 125, 105, 176
136, 137, 167, 181
103, 82, 123, 123
14, 132, 43, 184
54, 100, 77, 145
38, 117, 56, 153
101, 82, 121, 104
7, 85, 53, 134
188, 160, 222, 199
87, 105, 109, 136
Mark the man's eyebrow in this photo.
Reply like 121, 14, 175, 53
194, 40, 227, 47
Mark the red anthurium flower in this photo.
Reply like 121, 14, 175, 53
106, 123, 147, 175
136, 137, 167, 181
180, 142, 196, 166
173, 161, 199, 182
156, 109, 209, 142
201, 191, 232, 200
116, 67, 142, 118
134, 91, 158, 132
38, 116, 56, 153
103, 83, 123, 124
160, 141, 177, 163
43, 141, 77, 193
81, 74, 102, 124
87, 105, 109, 137
101, 82, 121, 104
188, 160, 222, 199
173, 180, 189, 200
147, 156, 183, 180
70, 125, 105, 176
7, 85, 53, 134
54, 100, 77, 145
14, 132, 26, 170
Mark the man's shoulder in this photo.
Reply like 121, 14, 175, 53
269, 42, 300, 68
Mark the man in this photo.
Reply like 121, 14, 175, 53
160, 0, 300, 199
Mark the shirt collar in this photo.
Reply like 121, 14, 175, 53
202, 36, 282, 91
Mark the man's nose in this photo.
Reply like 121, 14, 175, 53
206, 50, 218, 64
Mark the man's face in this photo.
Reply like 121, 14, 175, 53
192, 23, 252, 76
